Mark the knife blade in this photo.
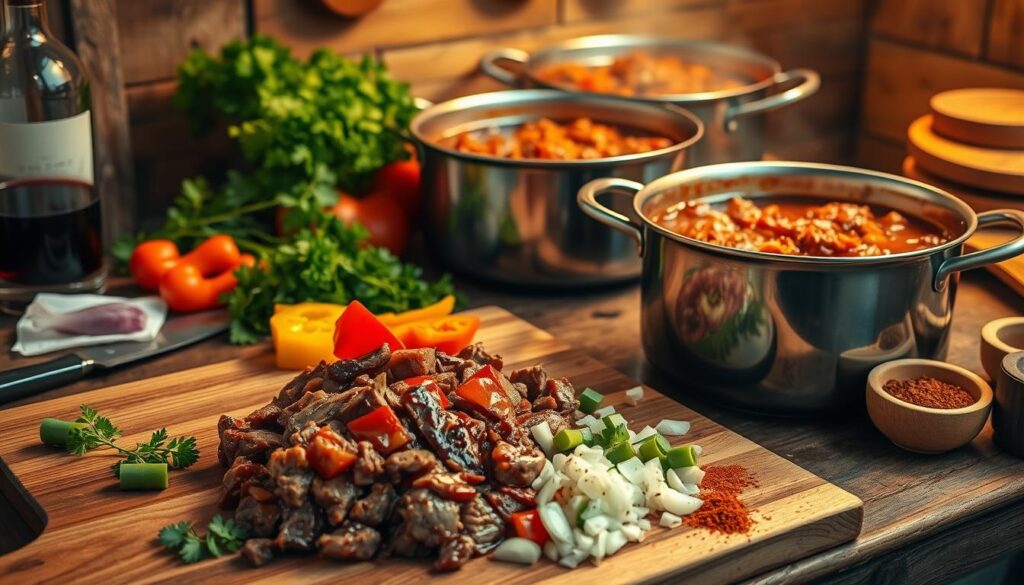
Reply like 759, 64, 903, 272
0, 310, 230, 405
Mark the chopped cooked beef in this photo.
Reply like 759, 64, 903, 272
483, 490, 529, 523
221, 457, 268, 509
322, 345, 392, 391
544, 377, 578, 414
282, 391, 354, 438
394, 488, 462, 548
458, 343, 503, 370
277, 390, 328, 427
411, 472, 479, 502
241, 538, 275, 567
532, 395, 558, 412
318, 522, 381, 561
218, 428, 287, 466
491, 441, 546, 487
335, 385, 390, 424
434, 351, 466, 374
235, 495, 281, 538
387, 348, 437, 381
497, 485, 537, 506
274, 500, 322, 551
384, 449, 441, 485
351, 441, 385, 486
435, 534, 475, 572
349, 483, 397, 526
518, 409, 570, 437
245, 403, 284, 430
509, 366, 548, 401
274, 364, 328, 408
401, 385, 483, 474
289, 420, 320, 447
268, 446, 314, 508
311, 474, 360, 526
460, 495, 503, 554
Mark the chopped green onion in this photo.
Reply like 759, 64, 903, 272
638, 435, 666, 462
553, 428, 585, 452
119, 463, 168, 490
654, 433, 671, 454
39, 418, 86, 447
666, 445, 699, 469
578, 388, 603, 414
579, 426, 594, 446
603, 413, 626, 431
602, 424, 629, 446
604, 440, 636, 464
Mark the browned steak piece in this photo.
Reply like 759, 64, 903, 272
335, 385, 390, 425
434, 351, 466, 374
268, 446, 314, 508
434, 534, 475, 572
401, 385, 484, 475
235, 495, 281, 538
245, 403, 283, 431
517, 409, 570, 438
323, 344, 392, 391
218, 428, 287, 467
282, 391, 354, 438
509, 366, 548, 401
241, 538, 275, 567
410, 471, 480, 502
220, 457, 269, 509
352, 441, 384, 486
531, 395, 558, 412
318, 522, 381, 561
491, 441, 546, 487
274, 500, 322, 551
386, 348, 437, 381
384, 449, 441, 485
348, 483, 397, 526
457, 342, 503, 370
544, 377, 578, 414
273, 362, 329, 408
484, 490, 530, 523
311, 474, 360, 526
393, 488, 462, 549
461, 495, 503, 553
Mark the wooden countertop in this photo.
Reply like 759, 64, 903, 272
2, 271, 1023, 584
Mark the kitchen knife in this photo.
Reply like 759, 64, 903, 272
0, 309, 229, 404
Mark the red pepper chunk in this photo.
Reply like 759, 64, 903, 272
333, 300, 405, 360
510, 509, 550, 545
403, 376, 451, 408
456, 365, 513, 419
347, 405, 411, 454
306, 427, 357, 479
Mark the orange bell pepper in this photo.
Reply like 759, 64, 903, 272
456, 365, 514, 420
306, 426, 357, 479
377, 295, 455, 327
511, 509, 550, 545
333, 301, 405, 360
270, 303, 346, 370
159, 253, 254, 313
394, 314, 480, 355
346, 405, 412, 454
130, 235, 242, 291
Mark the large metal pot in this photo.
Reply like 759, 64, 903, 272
410, 90, 703, 287
578, 162, 1024, 414
481, 35, 819, 165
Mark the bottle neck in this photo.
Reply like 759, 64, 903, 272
3, 1, 50, 36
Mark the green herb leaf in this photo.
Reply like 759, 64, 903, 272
158, 521, 195, 550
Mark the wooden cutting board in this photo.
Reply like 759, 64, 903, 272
931, 88, 1024, 149
908, 114, 1024, 195
0, 306, 863, 585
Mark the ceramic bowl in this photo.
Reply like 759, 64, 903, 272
981, 317, 1024, 381
866, 359, 992, 454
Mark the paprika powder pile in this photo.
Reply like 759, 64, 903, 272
882, 376, 976, 409
685, 464, 758, 535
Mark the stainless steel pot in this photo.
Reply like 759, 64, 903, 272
481, 35, 819, 165
410, 90, 703, 287
578, 162, 1024, 414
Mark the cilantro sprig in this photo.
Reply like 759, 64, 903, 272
66, 405, 200, 477
159, 516, 247, 564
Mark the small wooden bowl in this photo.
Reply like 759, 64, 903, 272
981, 317, 1024, 381
866, 359, 992, 454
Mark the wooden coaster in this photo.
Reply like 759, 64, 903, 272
903, 156, 1023, 213
931, 88, 1024, 149
908, 114, 1024, 195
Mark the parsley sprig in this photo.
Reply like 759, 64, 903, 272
159, 516, 247, 564
66, 405, 200, 477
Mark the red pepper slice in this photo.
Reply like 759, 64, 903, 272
333, 300, 405, 360
346, 404, 411, 454
403, 376, 451, 408
510, 509, 550, 545
455, 365, 513, 420
306, 427, 357, 479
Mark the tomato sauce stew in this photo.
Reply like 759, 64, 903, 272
649, 196, 951, 257
450, 117, 672, 161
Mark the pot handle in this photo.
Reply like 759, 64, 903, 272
934, 209, 1024, 291
723, 68, 820, 131
480, 48, 529, 86
577, 178, 646, 256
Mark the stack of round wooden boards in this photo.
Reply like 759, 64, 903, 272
904, 88, 1024, 297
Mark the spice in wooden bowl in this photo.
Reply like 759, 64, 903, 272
882, 376, 976, 409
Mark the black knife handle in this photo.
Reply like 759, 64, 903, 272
0, 355, 94, 405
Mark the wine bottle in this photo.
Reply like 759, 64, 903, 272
0, 0, 93, 183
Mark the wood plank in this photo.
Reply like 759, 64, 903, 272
725, 0, 866, 34
252, 0, 557, 58
862, 39, 1024, 143
855, 134, 907, 175
871, 0, 988, 57
988, 0, 1024, 70
0, 306, 863, 584
115, 0, 247, 85
561, 0, 725, 22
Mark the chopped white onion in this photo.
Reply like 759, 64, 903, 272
660, 512, 682, 528
591, 530, 608, 561
638, 518, 651, 531
656, 419, 691, 436
658, 488, 703, 516
616, 457, 646, 486
574, 410, 585, 420
492, 538, 542, 565
536, 474, 559, 505
583, 515, 609, 536
531, 421, 554, 455
531, 459, 555, 489
674, 465, 705, 486
631, 425, 657, 444
624, 386, 644, 406
539, 502, 573, 544
621, 523, 642, 542
558, 549, 588, 569
594, 405, 616, 418
573, 529, 594, 550
606, 529, 628, 556
543, 540, 559, 562
692, 444, 703, 457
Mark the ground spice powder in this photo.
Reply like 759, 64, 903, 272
882, 376, 975, 409
685, 465, 757, 535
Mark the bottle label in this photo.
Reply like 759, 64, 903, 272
0, 111, 94, 184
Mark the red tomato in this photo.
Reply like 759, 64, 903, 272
372, 160, 421, 218
331, 191, 409, 256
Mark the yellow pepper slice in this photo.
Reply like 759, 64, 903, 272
270, 302, 346, 370
377, 295, 455, 327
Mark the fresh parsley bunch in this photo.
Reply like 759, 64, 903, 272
67, 405, 200, 477
159, 516, 247, 564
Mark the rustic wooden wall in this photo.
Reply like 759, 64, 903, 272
114, 0, 869, 225
857, 0, 1024, 174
